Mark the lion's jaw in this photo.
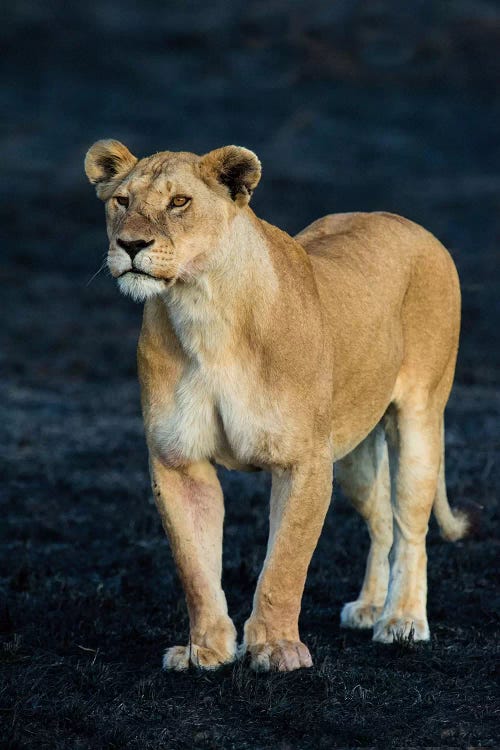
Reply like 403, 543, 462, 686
117, 272, 168, 303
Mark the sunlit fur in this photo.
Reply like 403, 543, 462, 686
86, 141, 465, 672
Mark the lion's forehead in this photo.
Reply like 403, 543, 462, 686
123, 156, 202, 199
134, 152, 199, 179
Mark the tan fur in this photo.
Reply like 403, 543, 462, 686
85, 141, 464, 671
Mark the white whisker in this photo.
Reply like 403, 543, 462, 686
86, 260, 108, 287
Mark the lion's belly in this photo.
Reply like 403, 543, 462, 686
329, 328, 404, 461
153, 361, 287, 469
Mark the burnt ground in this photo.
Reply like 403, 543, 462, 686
1, 2, 499, 748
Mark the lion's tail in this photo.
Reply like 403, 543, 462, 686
433, 424, 471, 541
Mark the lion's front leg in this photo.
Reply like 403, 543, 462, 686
244, 451, 333, 671
150, 456, 236, 670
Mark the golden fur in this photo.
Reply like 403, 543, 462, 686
85, 140, 467, 671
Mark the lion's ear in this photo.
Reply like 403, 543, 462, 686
84, 140, 138, 200
200, 146, 261, 206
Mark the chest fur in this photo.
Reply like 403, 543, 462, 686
153, 359, 285, 468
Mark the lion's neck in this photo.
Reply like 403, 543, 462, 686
163, 212, 278, 362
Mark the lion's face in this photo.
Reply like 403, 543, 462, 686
85, 141, 261, 302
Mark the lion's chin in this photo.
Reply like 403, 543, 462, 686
117, 272, 167, 302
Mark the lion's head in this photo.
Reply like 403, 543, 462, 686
85, 140, 261, 301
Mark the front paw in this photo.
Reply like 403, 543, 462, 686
163, 641, 236, 671
340, 600, 383, 629
163, 619, 237, 671
246, 640, 313, 672
372, 615, 429, 644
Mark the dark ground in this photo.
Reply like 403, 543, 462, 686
1, 2, 499, 748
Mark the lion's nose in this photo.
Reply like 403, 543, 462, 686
116, 238, 154, 260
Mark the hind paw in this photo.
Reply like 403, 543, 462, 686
341, 601, 384, 629
373, 615, 429, 644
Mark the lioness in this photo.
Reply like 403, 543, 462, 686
85, 140, 468, 672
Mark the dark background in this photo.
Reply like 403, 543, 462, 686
1, 2, 499, 748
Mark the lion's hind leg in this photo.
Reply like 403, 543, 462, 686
372, 403, 442, 643
336, 424, 393, 629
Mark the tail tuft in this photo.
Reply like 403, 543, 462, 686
437, 505, 469, 541
434, 495, 483, 541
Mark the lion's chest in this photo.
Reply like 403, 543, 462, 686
154, 361, 283, 469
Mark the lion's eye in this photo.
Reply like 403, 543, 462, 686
170, 196, 190, 208
115, 196, 129, 207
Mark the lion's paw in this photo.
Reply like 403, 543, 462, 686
372, 615, 429, 644
163, 641, 236, 671
247, 640, 313, 672
340, 600, 383, 629
163, 645, 191, 671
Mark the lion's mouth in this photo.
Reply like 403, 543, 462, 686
119, 269, 157, 280
118, 269, 174, 284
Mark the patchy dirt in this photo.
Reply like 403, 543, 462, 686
1, 2, 499, 748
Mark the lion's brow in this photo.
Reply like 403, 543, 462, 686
149, 159, 169, 179
136, 154, 170, 179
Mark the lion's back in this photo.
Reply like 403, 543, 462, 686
295, 210, 458, 318
295, 211, 435, 264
